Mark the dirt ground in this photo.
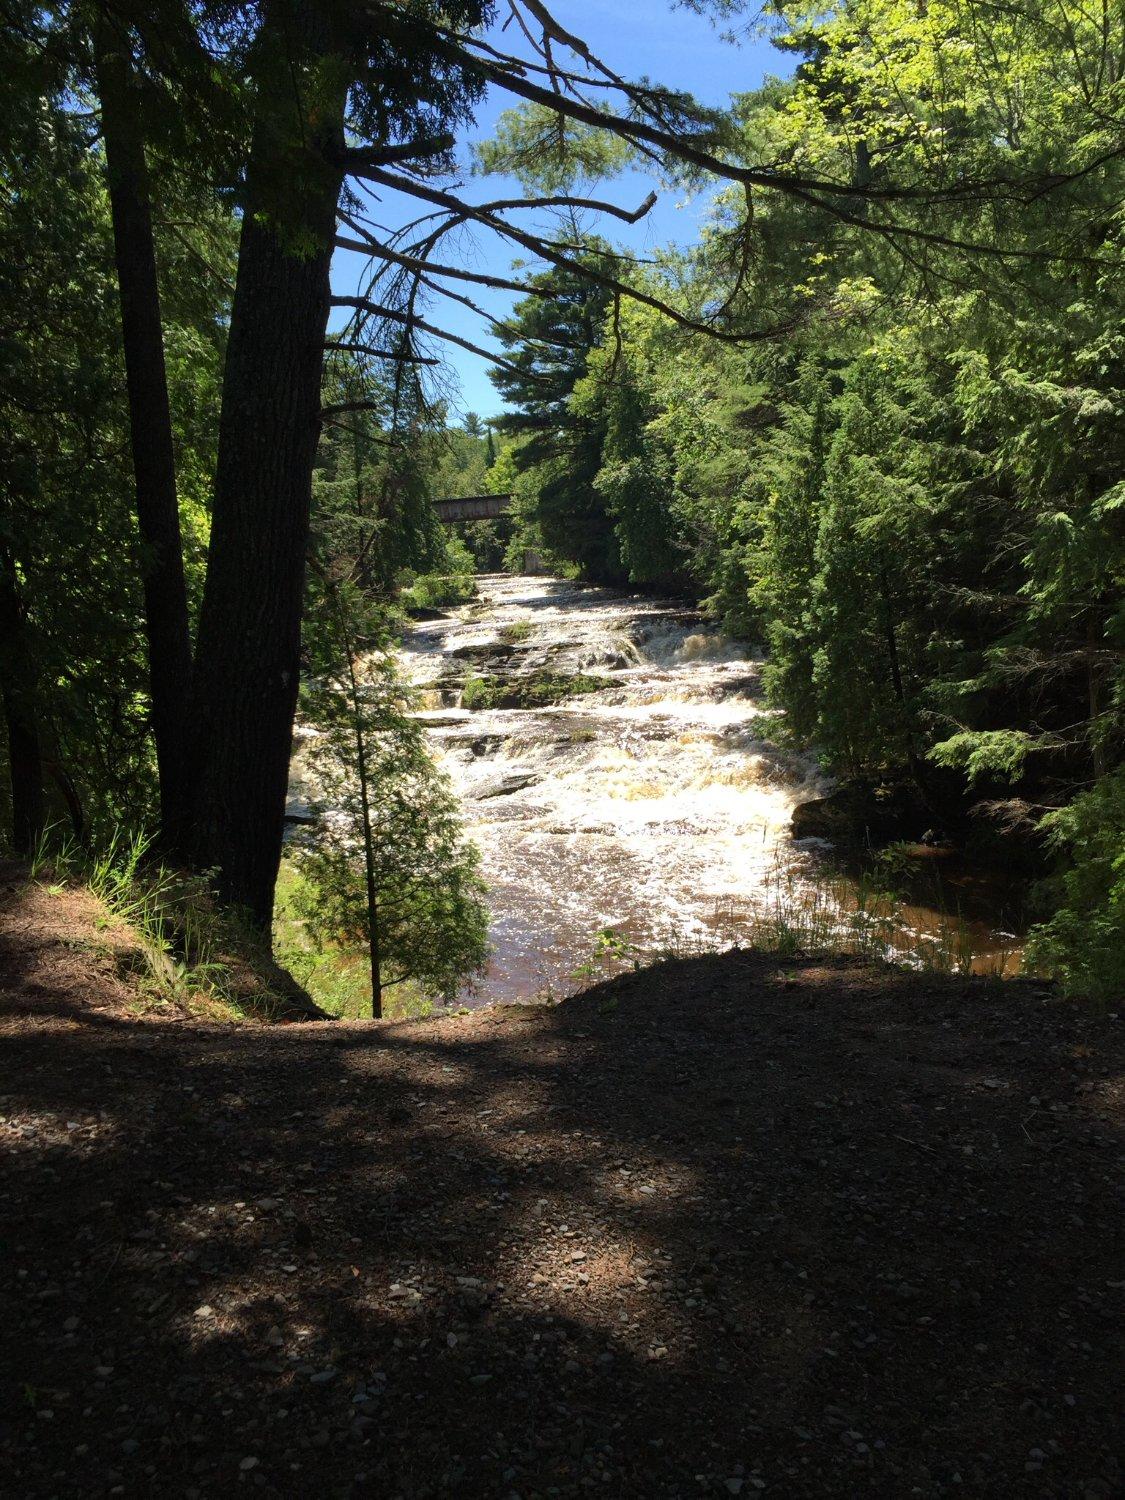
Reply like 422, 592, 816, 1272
0, 869, 1122, 1499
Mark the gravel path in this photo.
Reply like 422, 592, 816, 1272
1, 878, 1122, 1498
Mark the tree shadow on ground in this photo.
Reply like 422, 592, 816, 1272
0, 949, 1121, 1498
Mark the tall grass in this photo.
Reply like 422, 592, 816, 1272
740, 858, 1021, 976
576, 858, 1022, 989
23, 824, 287, 1017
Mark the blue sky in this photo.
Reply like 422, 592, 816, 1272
330, 3, 790, 421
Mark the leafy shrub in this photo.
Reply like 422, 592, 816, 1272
1025, 770, 1125, 1003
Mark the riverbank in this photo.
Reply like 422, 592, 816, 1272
2, 867, 1121, 1498
393, 575, 1037, 1002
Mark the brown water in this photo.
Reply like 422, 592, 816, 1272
397, 575, 1024, 1003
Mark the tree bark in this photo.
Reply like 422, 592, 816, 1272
94, 23, 194, 844
0, 547, 45, 856
186, 13, 345, 928
878, 563, 930, 805
343, 632, 383, 1018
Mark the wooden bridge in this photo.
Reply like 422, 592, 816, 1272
432, 493, 511, 524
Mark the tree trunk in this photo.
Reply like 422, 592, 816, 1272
94, 23, 194, 844
0, 548, 45, 856
343, 634, 382, 1018
878, 563, 930, 804
187, 22, 345, 928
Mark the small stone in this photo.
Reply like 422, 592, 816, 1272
725, 1481, 744, 1496
309, 1368, 337, 1384
193, 1305, 214, 1319
240, 1456, 260, 1471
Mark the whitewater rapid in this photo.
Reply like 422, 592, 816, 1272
400, 574, 829, 1002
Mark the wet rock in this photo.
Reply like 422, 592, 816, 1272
790, 783, 927, 846
474, 772, 540, 800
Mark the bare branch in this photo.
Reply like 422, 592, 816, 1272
330, 295, 551, 382
333, 133, 455, 169
324, 340, 440, 365
352, 165, 796, 344
472, 190, 658, 224
334, 227, 548, 296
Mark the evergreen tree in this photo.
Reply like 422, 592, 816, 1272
489, 255, 621, 581
292, 578, 488, 1014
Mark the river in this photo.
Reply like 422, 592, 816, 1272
401, 574, 839, 1002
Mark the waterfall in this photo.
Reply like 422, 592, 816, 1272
401, 574, 829, 1002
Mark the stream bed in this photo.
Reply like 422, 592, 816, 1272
399, 575, 1023, 1003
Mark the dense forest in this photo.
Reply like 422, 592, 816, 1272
1, 0, 1122, 1007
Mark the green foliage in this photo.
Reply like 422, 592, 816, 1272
422, 416, 513, 572
0, 84, 229, 845
273, 863, 440, 1021
571, 926, 642, 983
27, 824, 306, 1019
474, 103, 633, 192
930, 731, 1035, 786
1025, 771, 1125, 1003
291, 582, 489, 1010
489, 251, 624, 582
5, 0, 1124, 1000
475, 0, 1125, 988
577, 308, 689, 585
314, 357, 447, 597
403, 569, 478, 612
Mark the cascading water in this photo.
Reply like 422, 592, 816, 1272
400, 574, 831, 1002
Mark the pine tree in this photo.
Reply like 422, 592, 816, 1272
489, 254, 621, 581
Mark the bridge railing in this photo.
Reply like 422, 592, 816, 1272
432, 494, 512, 523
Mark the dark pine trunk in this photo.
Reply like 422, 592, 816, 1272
187, 56, 344, 928
94, 25, 194, 844
0, 548, 45, 856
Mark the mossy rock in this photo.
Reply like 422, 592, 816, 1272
462, 671, 609, 711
